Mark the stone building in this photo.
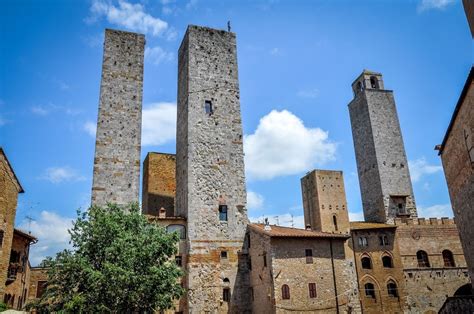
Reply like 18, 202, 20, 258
350, 222, 405, 313
437, 67, 474, 286
142, 152, 176, 216
175, 25, 249, 313
349, 71, 416, 224
91, 29, 145, 207
26, 267, 48, 304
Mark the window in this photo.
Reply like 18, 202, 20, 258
205, 100, 213, 115
166, 225, 186, 239
221, 251, 228, 259
263, 253, 267, 267
365, 283, 376, 299
379, 235, 389, 246
357, 81, 363, 92
0, 230, 3, 247
370, 76, 379, 89
223, 288, 230, 302
387, 281, 398, 298
248, 257, 252, 270
358, 237, 368, 247
382, 255, 393, 268
333, 215, 338, 231
175, 255, 182, 267
417, 250, 430, 267
36, 281, 47, 298
219, 205, 228, 221
9, 251, 20, 263
308, 283, 317, 298
361, 256, 372, 269
442, 250, 456, 267
305, 249, 313, 264
282, 284, 290, 299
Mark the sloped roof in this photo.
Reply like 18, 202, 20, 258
0, 148, 24, 193
350, 221, 396, 230
14, 228, 37, 242
249, 223, 350, 239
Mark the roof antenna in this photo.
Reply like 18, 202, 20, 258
25, 215, 35, 234
227, 21, 231, 32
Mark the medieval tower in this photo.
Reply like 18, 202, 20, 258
348, 70, 417, 223
176, 25, 249, 313
301, 169, 350, 234
91, 29, 145, 207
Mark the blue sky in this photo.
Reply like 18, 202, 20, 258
1, 0, 471, 264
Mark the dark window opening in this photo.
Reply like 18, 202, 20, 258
36, 281, 47, 298
219, 205, 228, 221
205, 100, 213, 115
358, 237, 368, 247
175, 256, 182, 267
305, 249, 313, 264
250, 287, 254, 301
0, 230, 3, 247
417, 250, 430, 268
248, 257, 252, 270
221, 251, 228, 259
442, 250, 455, 267
166, 224, 186, 239
333, 215, 338, 231
223, 288, 230, 302
361, 256, 372, 269
282, 284, 290, 300
387, 282, 398, 298
309, 283, 317, 298
357, 81, 363, 92
379, 235, 389, 246
10, 251, 20, 263
263, 253, 267, 267
382, 255, 393, 268
365, 283, 376, 299
370, 76, 379, 89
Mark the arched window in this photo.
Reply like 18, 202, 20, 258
223, 278, 230, 284
417, 250, 430, 267
387, 281, 398, 298
282, 284, 290, 300
166, 224, 186, 239
442, 250, 456, 267
361, 256, 372, 269
364, 283, 376, 299
382, 255, 393, 268
357, 81, 364, 92
333, 215, 338, 231
370, 76, 379, 89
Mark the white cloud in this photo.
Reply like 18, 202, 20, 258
87, 0, 168, 37
297, 88, 319, 99
19, 211, 73, 266
247, 190, 264, 210
250, 213, 305, 229
418, 203, 453, 218
418, 0, 455, 11
408, 157, 443, 183
186, 0, 198, 10
349, 211, 364, 221
145, 46, 174, 65
40, 167, 86, 184
83, 121, 97, 137
142, 102, 176, 146
244, 110, 336, 180
31, 104, 81, 116
31, 106, 50, 116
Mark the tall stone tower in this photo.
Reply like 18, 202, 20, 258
176, 25, 249, 313
91, 29, 145, 207
348, 70, 417, 223
301, 169, 350, 234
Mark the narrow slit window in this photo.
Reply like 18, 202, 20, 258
223, 288, 230, 302
219, 205, 228, 221
333, 215, 338, 231
305, 249, 313, 264
205, 100, 213, 115
308, 283, 317, 298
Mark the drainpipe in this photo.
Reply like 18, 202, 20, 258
329, 238, 340, 314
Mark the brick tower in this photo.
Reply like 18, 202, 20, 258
91, 29, 145, 207
176, 25, 249, 313
348, 70, 417, 223
301, 169, 350, 234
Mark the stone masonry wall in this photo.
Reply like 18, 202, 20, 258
0, 152, 21, 301
176, 25, 249, 313
301, 170, 350, 234
271, 237, 360, 313
142, 153, 176, 216
91, 29, 145, 207
26, 267, 48, 303
395, 218, 470, 313
349, 72, 416, 224
440, 75, 474, 286
350, 227, 406, 313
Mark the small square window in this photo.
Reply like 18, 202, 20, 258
305, 249, 313, 264
221, 251, 228, 259
175, 256, 182, 267
205, 100, 213, 115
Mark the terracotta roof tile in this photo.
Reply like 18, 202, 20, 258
249, 223, 350, 239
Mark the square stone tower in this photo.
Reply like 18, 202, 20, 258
301, 169, 350, 234
176, 25, 249, 313
348, 70, 417, 223
91, 29, 145, 207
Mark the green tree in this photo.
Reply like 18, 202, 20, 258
30, 203, 184, 313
